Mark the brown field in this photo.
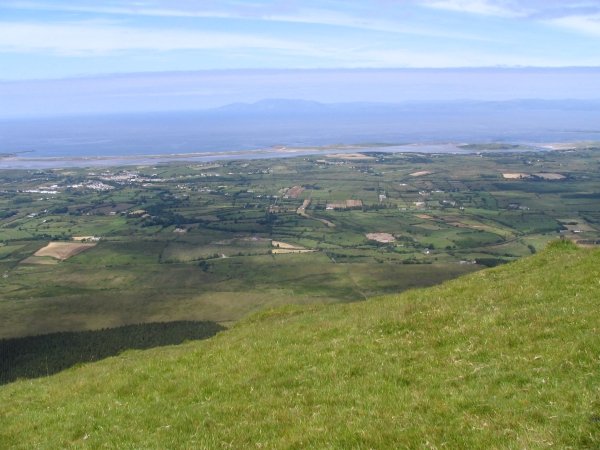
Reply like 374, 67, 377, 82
502, 173, 530, 179
534, 173, 566, 180
272, 241, 304, 249
366, 233, 396, 243
34, 242, 96, 260
346, 200, 363, 207
286, 186, 306, 198
327, 203, 347, 209
410, 171, 434, 177
326, 153, 375, 160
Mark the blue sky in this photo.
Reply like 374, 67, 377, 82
0, 1, 599, 117
0, 0, 599, 79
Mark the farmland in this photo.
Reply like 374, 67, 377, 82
0, 142, 599, 339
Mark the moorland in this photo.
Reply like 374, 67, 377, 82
1, 239, 598, 448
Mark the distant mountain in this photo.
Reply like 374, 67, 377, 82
213, 98, 600, 113
214, 99, 329, 112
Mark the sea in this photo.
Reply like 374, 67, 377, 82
0, 108, 598, 168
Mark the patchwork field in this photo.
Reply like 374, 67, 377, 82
0, 143, 599, 339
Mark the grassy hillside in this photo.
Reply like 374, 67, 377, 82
1, 240, 599, 449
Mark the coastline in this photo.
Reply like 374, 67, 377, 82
0, 142, 571, 169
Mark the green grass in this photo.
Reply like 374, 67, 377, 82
0, 250, 477, 338
1, 241, 599, 448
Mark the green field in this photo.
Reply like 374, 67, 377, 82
0, 145, 599, 339
1, 240, 598, 448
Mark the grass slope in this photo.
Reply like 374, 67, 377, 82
1, 241, 599, 449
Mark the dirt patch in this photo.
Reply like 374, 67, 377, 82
366, 233, 396, 243
533, 173, 565, 180
299, 199, 311, 210
34, 242, 96, 260
410, 171, 434, 177
272, 249, 316, 254
272, 241, 304, 249
502, 173, 530, 179
285, 186, 306, 199
326, 153, 375, 160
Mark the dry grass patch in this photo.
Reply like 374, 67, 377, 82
285, 186, 305, 199
534, 173, 566, 180
410, 171, 434, 177
366, 233, 396, 243
272, 241, 304, 249
34, 242, 96, 260
272, 249, 316, 254
502, 173, 530, 179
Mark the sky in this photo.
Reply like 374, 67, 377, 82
0, 0, 599, 116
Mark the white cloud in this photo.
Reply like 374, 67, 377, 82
547, 14, 600, 36
0, 2, 489, 41
0, 21, 316, 56
420, 0, 516, 16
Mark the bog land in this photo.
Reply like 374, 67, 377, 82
0, 142, 599, 340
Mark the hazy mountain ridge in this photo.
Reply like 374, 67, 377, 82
214, 98, 600, 113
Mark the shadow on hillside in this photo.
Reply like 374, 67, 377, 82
0, 321, 226, 385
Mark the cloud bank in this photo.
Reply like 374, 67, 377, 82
1, 68, 599, 118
